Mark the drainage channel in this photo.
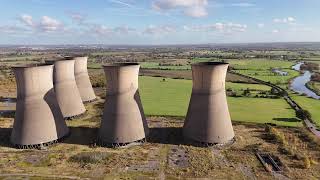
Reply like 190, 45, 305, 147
256, 152, 282, 172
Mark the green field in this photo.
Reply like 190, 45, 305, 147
291, 93, 320, 126
140, 62, 191, 70
0, 55, 41, 61
229, 59, 299, 88
140, 59, 299, 88
139, 76, 301, 127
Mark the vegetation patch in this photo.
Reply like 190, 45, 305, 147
68, 152, 110, 165
265, 125, 318, 169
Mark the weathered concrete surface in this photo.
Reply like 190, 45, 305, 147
99, 63, 149, 144
47, 59, 86, 119
183, 62, 235, 144
11, 64, 69, 146
73, 56, 96, 102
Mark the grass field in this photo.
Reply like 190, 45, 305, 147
229, 59, 300, 88
290, 93, 320, 126
306, 81, 320, 96
139, 76, 301, 127
140, 62, 192, 70
139, 59, 299, 88
0, 55, 41, 61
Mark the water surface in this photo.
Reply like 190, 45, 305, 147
290, 62, 320, 99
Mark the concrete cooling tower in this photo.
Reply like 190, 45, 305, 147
46, 59, 86, 119
183, 62, 235, 145
98, 63, 149, 146
11, 64, 69, 149
73, 56, 96, 103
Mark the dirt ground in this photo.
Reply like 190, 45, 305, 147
1, 98, 320, 179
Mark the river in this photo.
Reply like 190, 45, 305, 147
290, 62, 320, 99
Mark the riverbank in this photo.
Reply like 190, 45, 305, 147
290, 62, 320, 99
306, 81, 320, 96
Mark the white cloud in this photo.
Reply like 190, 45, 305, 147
273, 17, 296, 25
184, 22, 248, 33
40, 16, 63, 32
287, 17, 295, 22
152, 0, 208, 18
257, 23, 265, 28
114, 26, 136, 34
88, 25, 136, 36
143, 25, 176, 35
184, 5, 207, 17
18, 14, 64, 33
272, 29, 279, 33
230, 3, 255, 7
20, 14, 34, 27
90, 25, 113, 35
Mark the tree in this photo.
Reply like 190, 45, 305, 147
270, 87, 279, 95
243, 88, 251, 97
296, 109, 312, 120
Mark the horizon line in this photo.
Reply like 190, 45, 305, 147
1, 41, 320, 47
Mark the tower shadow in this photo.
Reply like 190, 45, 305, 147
0, 127, 13, 148
147, 127, 184, 145
63, 127, 99, 145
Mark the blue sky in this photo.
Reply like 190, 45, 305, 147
0, 0, 320, 45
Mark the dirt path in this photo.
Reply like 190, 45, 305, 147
0, 174, 88, 180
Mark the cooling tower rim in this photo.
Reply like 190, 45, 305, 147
12, 63, 53, 69
103, 63, 140, 67
192, 62, 229, 66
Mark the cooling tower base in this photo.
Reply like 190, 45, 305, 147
97, 138, 146, 148
64, 111, 87, 120
185, 137, 236, 148
13, 131, 71, 150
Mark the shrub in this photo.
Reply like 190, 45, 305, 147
243, 88, 251, 96
90, 74, 106, 88
310, 158, 318, 165
303, 155, 311, 169
68, 152, 110, 165
296, 109, 312, 120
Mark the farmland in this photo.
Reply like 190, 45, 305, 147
138, 76, 301, 127
1, 46, 320, 179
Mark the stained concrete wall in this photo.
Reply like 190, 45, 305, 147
183, 62, 235, 144
73, 56, 96, 102
46, 59, 86, 118
99, 63, 149, 144
11, 64, 69, 146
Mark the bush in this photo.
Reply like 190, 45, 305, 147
90, 74, 106, 88
296, 109, 312, 120
68, 152, 110, 165
243, 88, 251, 96
303, 155, 311, 169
